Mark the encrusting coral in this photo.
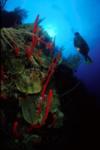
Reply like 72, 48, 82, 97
0, 15, 81, 147
0, 15, 65, 143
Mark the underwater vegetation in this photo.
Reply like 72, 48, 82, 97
0, 0, 27, 28
0, 3, 96, 149
1, 14, 64, 127
0, 14, 66, 147
0, 6, 27, 28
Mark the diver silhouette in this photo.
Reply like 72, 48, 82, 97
74, 32, 92, 63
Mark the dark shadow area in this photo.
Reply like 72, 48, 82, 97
0, 7, 27, 28
0, 64, 97, 149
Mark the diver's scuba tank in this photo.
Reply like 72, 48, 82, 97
74, 32, 92, 64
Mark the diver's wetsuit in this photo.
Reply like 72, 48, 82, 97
74, 32, 92, 63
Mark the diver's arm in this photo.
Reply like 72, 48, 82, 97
74, 38, 80, 51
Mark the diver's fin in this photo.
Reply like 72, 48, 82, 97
85, 55, 93, 64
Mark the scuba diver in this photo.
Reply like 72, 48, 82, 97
74, 32, 92, 63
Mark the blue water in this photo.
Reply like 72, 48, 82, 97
5, 0, 100, 103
